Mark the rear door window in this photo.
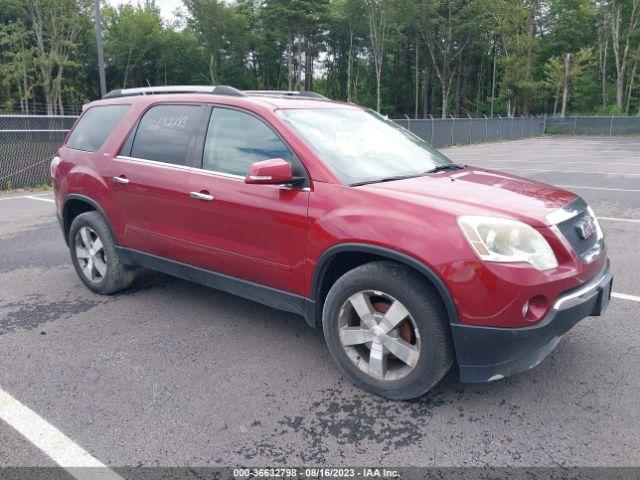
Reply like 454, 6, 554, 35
129, 104, 201, 166
66, 105, 129, 152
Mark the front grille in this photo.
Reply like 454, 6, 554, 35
556, 209, 599, 256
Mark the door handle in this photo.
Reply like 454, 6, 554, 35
112, 176, 129, 184
189, 191, 214, 201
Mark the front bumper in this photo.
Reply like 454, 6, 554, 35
451, 260, 613, 383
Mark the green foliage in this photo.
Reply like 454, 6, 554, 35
0, 0, 639, 116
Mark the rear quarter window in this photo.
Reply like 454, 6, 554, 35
66, 105, 130, 152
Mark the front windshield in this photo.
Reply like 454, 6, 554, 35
277, 108, 452, 185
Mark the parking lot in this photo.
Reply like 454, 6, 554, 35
0, 136, 639, 471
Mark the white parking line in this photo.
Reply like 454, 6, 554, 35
599, 217, 640, 224
612, 292, 640, 303
448, 152, 640, 157
454, 153, 640, 156
500, 167, 640, 176
23, 195, 55, 203
465, 159, 640, 166
0, 387, 123, 480
555, 185, 640, 193
0, 193, 54, 201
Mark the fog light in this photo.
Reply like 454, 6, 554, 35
523, 295, 549, 323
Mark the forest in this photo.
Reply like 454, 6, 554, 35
0, 0, 639, 117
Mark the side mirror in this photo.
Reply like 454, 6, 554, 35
244, 158, 305, 186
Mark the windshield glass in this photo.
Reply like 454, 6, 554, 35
277, 108, 452, 185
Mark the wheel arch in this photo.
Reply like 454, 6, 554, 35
61, 194, 115, 246
309, 243, 459, 329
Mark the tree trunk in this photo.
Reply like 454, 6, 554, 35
58, 91, 64, 115
600, 24, 609, 108
304, 34, 313, 91
123, 47, 132, 88
353, 60, 360, 103
376, 72, 382, 112
347, 27, 353, 102
523, 0, 537, 115
455, 50, 464, 115
208, 54, 216, 86
415, 40, 419, 119
427, 65, 433, 116
561, 53, 571, 117
553, 84, 560, 115
294, 48, 303, 90
367, 0, 387, 112
476, 56, 484, 115
286, 34, 294, 91
22, 67, 29, 114
422, 64, 430, 118
625, 56, 637, 114
611, 0, 640, 110
441, 82, 448, 118
616, 74, 624, 109
490, 44, 497, 117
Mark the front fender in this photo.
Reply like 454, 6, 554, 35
311, 242, 460, 327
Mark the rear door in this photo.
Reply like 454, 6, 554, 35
109, 103, 204, 262
184, 106, 310, 294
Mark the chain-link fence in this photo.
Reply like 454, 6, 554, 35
545, 116, 640, 136
0, 103, 84, 116
393, 116, 546, 148
0, 115, 76, 189
2, 113, 640, 190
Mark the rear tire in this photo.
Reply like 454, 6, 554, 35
69, 211, 134, 294
322, 261, 453, 400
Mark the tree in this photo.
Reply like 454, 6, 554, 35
259, 0, 329, 91
0, 21, 36, 112
415, 0, 472, 118
609, 0, 640, 109
104, 3, 165, 89
1, 0, 640, 116
545, 48, 592, 116
182, 0, 242, 85
364, 0, 391, 112
26, 0, 92, 114
540, 0, 598, 114
324, 0, 367, 101
486, 0, 538, 116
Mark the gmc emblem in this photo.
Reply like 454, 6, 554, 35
576, 216, 596, 240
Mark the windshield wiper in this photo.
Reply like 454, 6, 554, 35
423, 163, 465, 174
350, 173, 420, 186
350, 164, 465, 187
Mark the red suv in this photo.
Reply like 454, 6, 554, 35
52, 86, 613, 399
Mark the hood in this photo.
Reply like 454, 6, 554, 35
360, 167, 577, 227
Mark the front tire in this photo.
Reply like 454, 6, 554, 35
69, 211, 134, 294
322, 261, 453, 400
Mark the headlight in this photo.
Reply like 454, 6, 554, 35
458, 216, 558, 271
586, 206, 604, 239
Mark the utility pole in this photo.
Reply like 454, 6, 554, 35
94, 0, 106, 98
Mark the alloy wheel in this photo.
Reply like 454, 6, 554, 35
337, 290, 421, 381
74, 226, 107, 283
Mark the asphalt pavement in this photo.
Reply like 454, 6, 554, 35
0, 136, 639, 469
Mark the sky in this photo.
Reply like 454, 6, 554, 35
106, 0, 183, 21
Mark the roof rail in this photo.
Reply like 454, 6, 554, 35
103, 85, 245, 99
243, 90, 327, 100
